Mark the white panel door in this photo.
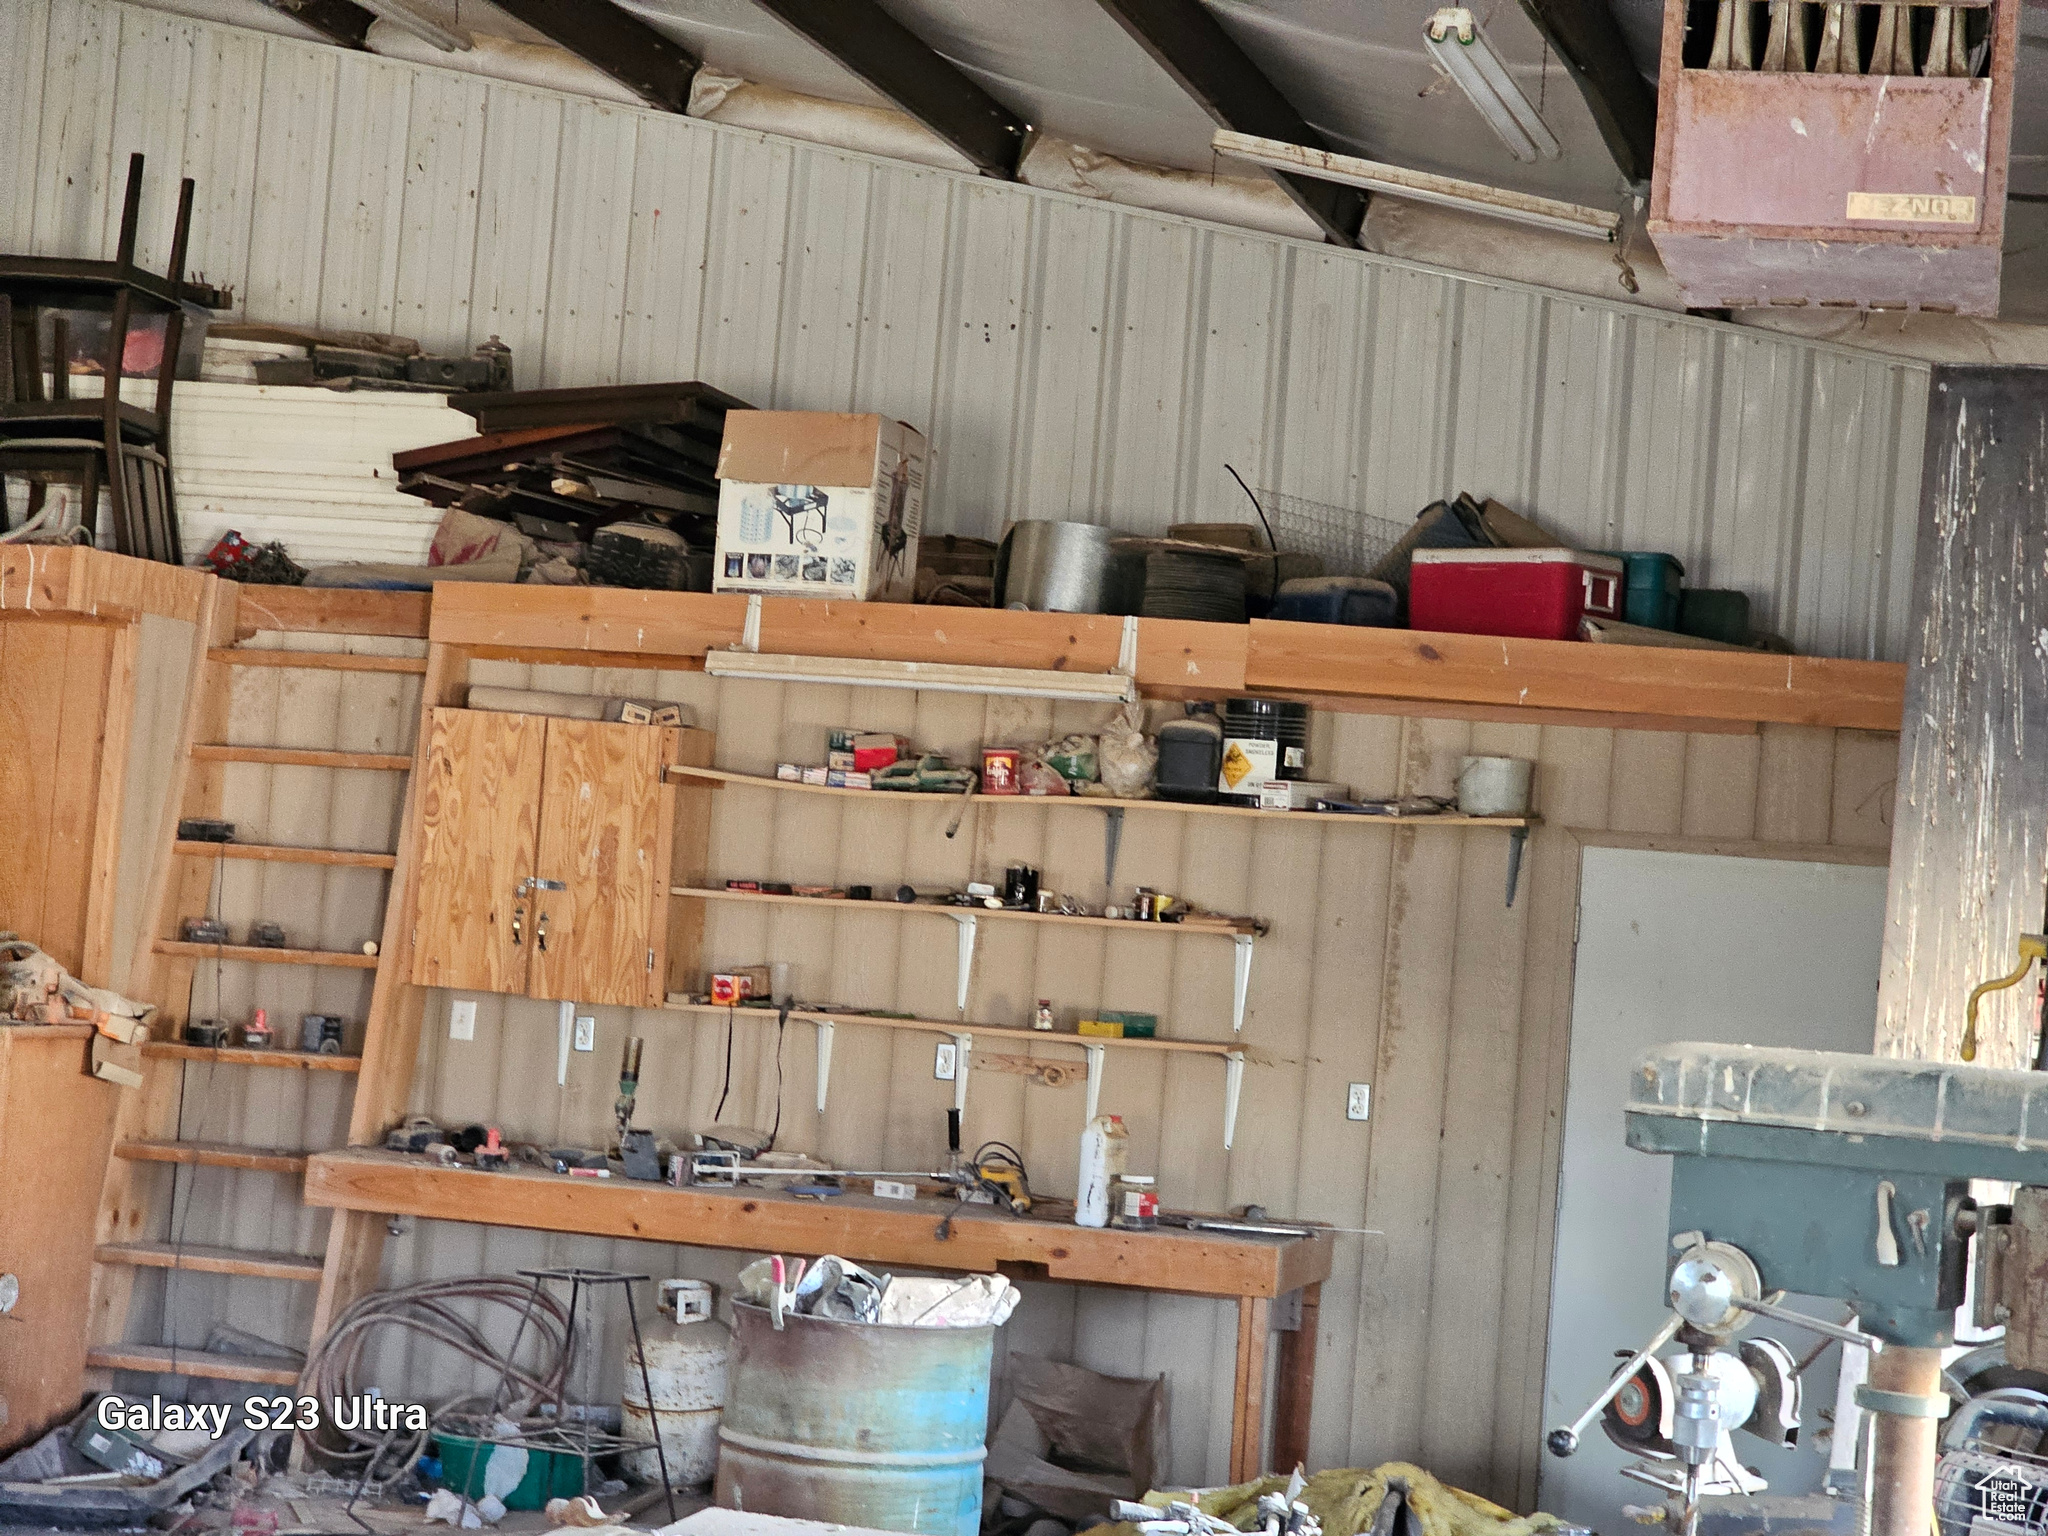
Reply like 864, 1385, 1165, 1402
1537, 848, 1885, 1530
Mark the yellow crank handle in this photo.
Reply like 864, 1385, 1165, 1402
1963, 933, 2048, 1062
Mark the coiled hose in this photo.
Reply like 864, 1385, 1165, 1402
299, 1276, 575, 1480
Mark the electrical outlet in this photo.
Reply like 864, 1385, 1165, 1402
934, 1042, 958, 1081
573, 1015, 596, 1052
448, 999, 477, 1042
1347, 1082, 1371, 1121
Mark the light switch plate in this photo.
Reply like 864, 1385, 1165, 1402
934, 1042, 958, 1081
1347, 1082, 1371, 1121
573, 1015, 596, 1052
449, 999, 477, 1042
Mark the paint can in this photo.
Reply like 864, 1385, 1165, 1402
980, 748, 1021, 794
1455, 755, 1534, 817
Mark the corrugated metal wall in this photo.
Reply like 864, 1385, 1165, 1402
12, 0, 1925, 1505
4, 0, 1929, 660
130, 635, 1900, 1503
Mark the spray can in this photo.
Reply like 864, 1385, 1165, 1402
1075, 1114, 1129, 1228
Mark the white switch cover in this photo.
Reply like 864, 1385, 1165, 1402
573, 1016, 596, 1052
449, 999, 477, 1041
1347, 1082, 1371, 1121
934, 1042, 958, 1081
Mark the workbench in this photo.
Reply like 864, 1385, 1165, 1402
303, 1148, 1333, 1481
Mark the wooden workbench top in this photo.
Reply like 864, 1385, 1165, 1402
303, 1149, 1334, 1300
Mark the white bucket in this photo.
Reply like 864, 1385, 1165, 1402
1456, 755, 1533, 817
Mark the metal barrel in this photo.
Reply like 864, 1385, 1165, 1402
715, 1301, 995, 1536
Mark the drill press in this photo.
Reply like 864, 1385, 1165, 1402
1548, 1042, 2048, 1536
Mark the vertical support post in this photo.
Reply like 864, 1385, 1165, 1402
815, 1019, 834, 1112
1083, 1042, 1105, 1121
1229, 1294, 1272, 1482
1271, 1282, 1321, 1475
1224, 1051, 1245, 1149
1232, 933, 1254, 1032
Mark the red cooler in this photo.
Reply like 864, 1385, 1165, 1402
1409, 548, 1622, 641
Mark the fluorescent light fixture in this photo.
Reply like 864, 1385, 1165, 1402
1423, 7, 1561, 163
703, 650, 1139, 704
1212, 129, 1617, 242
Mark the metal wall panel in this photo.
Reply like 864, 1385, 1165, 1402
8, 0, 1929, 657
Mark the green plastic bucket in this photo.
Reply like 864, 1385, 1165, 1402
433, 1431, 587, 1511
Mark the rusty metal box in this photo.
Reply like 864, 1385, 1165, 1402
1647, 1, 2017, 315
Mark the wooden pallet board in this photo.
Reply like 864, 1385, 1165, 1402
114, 1140, 308, 1173
85, 1344, 301, 1385
96, 1241, 323, 1282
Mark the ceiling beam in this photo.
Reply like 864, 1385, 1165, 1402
263, 0, 374, 49
746, 0, 1030, 178
1090, 0, 1365, 246
1514, 0, 1658, 186
484, 0, 699, 114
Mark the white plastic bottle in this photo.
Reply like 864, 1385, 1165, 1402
1075, 1114, 1129, 1228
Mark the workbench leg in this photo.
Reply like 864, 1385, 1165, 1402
293, 1209, 389, 1470
1230, 1295, 1272, 1483
1271, 1283, 1320, 1474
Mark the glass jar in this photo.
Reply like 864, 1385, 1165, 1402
1109, 1173, 1158, 1231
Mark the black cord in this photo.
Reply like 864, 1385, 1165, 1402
770, 1007, 787, 1147
1224, 463, 1280, 599
714, 1007, 734, 1121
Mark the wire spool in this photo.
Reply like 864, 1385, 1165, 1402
1139, 546, 1247, 623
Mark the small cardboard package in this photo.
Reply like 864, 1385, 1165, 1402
713, 412, 928, 602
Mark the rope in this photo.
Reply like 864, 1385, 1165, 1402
298, 1276, 576, 1479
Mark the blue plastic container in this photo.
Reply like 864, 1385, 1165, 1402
1605, 551, 1684, 630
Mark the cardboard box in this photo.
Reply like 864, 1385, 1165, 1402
714, 412, 928, 602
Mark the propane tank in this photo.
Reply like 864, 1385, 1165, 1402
622, 1279, 730, 1486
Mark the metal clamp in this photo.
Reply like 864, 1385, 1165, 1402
1853, 1385, 1951, 1419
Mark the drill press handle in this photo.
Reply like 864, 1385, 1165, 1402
1546, 1311, 1685, 1457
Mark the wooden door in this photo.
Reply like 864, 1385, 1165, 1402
410, 708, 545, 994
526, 719, 676, 1007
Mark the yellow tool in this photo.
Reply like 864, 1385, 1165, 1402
1962, 933, 2048, 1061
971, 1154, 1031, 1215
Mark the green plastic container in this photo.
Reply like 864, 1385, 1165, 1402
1678, 588, 1751, 645
433, 1431, 588, 1510
1601, 551, 1684, 630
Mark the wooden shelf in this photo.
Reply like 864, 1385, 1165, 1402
192, 745, 413, 772
668, 765, 1532, 828
85, 1344, 301, 1386
142, 1042, 361, 1072
673, 885, 1265, 936
303, 1148, 1335, 1300
660, 999, 1239, 1056
152, 940, 380, 969
95, 1241, 323, 1282
174, 841, 397, 868
114, 1140, 308, 1173
208, 648, 428, 674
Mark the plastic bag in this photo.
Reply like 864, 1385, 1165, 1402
1043, 734, 1099, 786
1097, 704, 1157, 799
1018, 757, 1072, 796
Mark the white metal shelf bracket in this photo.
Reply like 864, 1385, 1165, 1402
740, 594, 762, 653
1232, 933, 1255, 1033
1083, 1042, 1106, 1121
814, 1020, 834, 1112
948, 911, 979, 1016
1224, 1051, 1246, 1150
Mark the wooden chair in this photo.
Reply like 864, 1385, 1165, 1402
0, 153, 195, 563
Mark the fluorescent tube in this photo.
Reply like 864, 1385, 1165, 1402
1423, 7, 1562, 163
703, 650, 1139, 704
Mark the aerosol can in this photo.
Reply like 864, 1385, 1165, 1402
621, 1279, 730, 1486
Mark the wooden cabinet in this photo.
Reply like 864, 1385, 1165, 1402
412, 709, 702, 1008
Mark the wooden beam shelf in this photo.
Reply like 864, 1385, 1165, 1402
142, 1042, 361, 1072
151, 941, 380, 969
84, 1344, 301, 1386
661, 998, 1248, 1144
207, 648, 429, 674
667, 765, 1535, 828
191, 745, 414, 772
95, 1241, 324, 1283
427, 585, 1904, 731
174, 841, 397, 869
114, 1140, 308, 1173
675, 884, 1265, 936
302, 1148, 1334, 1300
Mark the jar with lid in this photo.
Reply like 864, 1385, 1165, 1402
1109, 1173, 1157, 1231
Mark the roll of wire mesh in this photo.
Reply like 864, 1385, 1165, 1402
299, 1276, 575, 1480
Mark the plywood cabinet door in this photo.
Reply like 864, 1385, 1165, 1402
526, 719, 678, 1007
411, 708, 546, 994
